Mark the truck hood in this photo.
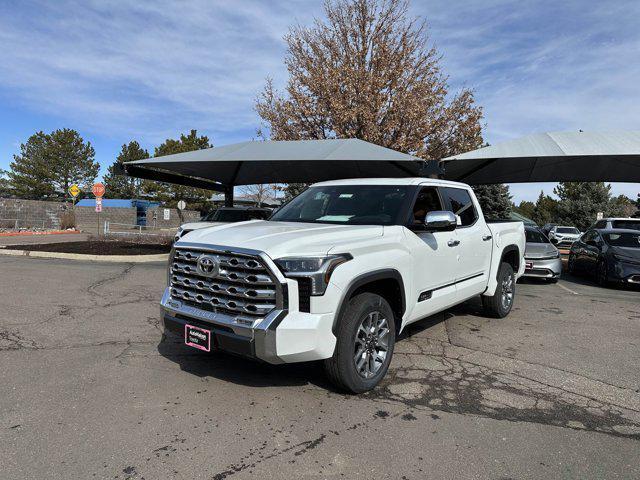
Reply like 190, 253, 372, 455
180, 221, 226, 231
178, 220, 383, 258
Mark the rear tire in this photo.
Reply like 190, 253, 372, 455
482, 262, 515, 318
324, 293, 395, 394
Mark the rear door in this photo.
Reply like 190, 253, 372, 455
404, 186, 460, 322
440, 187, 492, 301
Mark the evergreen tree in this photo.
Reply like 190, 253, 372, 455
553, 182, 613, 231
103, 141, 149, 198
514, 200, 536, 220
471, 184, 512, 219
141, 130, 214, 211
531, 191, 559, 227
7, 129, 99, 200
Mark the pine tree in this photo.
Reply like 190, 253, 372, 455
141, 130, 214, 212
553, 182, 613, 231
103, 141, 149, 198
7, 129, 98, 200
471, 184, 512, 219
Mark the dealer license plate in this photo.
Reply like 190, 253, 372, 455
185, 324, 211, 352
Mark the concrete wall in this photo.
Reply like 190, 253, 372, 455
147, 207, 200, 228
0, 198, 201, 234
76, 207, 137, 234
0, 198, 69, 229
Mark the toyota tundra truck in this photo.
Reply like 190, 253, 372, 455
162, 178, 525, 393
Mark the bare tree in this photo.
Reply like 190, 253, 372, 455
238, 184, 280, 207
256, 0, 484, 163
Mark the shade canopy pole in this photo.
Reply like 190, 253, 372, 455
224, 185, 234, 207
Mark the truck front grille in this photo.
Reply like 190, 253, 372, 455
169, 247, 279, 323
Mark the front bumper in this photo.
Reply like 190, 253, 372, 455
608, 261, 640, 284
160, 286, 337, 364
523, 257, 562, 279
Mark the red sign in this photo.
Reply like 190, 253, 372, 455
92, 182, 105, 198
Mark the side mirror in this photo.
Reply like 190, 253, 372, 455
424, 211, 457, 232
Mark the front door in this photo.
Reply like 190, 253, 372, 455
440, 187, 492, 301
404, 186, 460, 323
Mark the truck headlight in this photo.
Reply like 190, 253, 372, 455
274, 254, 352, 295
167, 247, 176, 285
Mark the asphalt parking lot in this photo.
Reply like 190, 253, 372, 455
1, 256, 640, 479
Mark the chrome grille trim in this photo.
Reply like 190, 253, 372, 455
168, 245, 282, 324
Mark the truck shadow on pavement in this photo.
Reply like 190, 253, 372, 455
157, 333, 335, 391
156, 309, 640, 441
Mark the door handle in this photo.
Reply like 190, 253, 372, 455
482, 235, 492, 241
447, 239, 460, 247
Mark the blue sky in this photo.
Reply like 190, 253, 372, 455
0, 0, 638, 202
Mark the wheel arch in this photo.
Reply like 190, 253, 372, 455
332, 269, 406, 335
500, 244, 521, 274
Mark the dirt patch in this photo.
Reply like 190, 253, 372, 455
2, 241, 171, 255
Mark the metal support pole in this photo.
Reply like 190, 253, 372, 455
224, 185, 234, 207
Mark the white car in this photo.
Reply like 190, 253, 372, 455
548, 225, 581, 248
174, 207, 272, 242
592, 217, 640, 231
162, 178, 525, 393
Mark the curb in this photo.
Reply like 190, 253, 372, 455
0, 230, 82, 237
0, 249, 169, 263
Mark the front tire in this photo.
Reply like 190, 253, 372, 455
324, 293, 395, 394
597, 260, 610, 287
482, 262, 515, 318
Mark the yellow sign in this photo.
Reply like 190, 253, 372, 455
68, 184, 81, 198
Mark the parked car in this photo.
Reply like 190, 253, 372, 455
541, 223, 556, 236
523, 226, 561, 282
163, 178, 526, 393
174, 207, 272, 242
548, 225, 581, 248
592, 217, 640, 231
568, 228, 640, 286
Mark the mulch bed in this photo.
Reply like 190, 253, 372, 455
2, 241, 171, 256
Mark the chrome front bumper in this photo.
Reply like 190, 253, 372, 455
161, 287, 287, 364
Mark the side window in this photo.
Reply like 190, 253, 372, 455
410, 187, 442, 225
441, 187, 478, 227
594, 220, 606, 229
582, 230, 596, 243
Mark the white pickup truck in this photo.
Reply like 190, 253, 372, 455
162, 178, 525, 393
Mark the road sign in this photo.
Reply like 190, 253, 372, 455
92, 182, 105, 198
177, 200, 186, 210
164, 209, 170, 220
95, 197, 103, 213
68, 184, 81, 198
596, 212, 603, 220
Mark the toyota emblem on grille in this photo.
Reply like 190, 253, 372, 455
196, 255, 219, 277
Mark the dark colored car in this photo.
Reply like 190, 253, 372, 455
568, 228, 640, 286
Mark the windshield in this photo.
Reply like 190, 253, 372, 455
557, 227, 579, 234
269, 185, 409, 225
203, 209, 250, 222
604, 232, 640, 248
612, 220, 640, 230
526, 229, 550, 243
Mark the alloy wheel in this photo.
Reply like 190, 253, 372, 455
353, 311, 390, 378
500, 272, 514, 311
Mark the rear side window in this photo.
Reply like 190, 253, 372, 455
441, 187, 478, 227
612, 220, 640, 230
594, 220, 606, 229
